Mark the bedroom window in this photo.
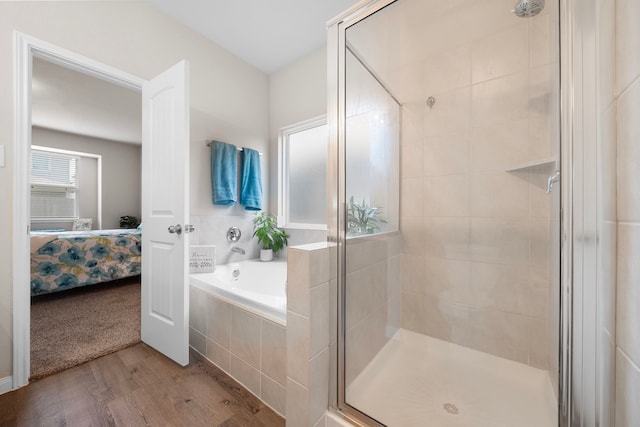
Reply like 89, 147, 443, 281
30, 148, 79, 220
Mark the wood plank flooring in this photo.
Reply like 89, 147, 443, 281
0, 344, 285, 427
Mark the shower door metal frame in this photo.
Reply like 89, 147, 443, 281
559, 0, 573, 424
329, 1, 575, 426
329, 1, 400, 425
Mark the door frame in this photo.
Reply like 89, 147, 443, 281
12, 31, 144, 389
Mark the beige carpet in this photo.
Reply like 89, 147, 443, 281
30, 277, 141, 380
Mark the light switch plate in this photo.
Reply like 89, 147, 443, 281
0, 145, 4, 167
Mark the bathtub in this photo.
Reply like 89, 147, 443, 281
190, 258, 287, 325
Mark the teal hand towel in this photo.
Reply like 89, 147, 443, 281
240, 148, 262, 211
211, 140, 237, 206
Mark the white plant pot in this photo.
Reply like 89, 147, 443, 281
260, 249, 273, 262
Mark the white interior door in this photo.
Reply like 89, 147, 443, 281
141, 60, 190, 366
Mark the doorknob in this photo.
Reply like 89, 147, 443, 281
168, 224, 182, 235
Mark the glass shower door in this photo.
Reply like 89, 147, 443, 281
342, 43, 401, 405
336, 0, 561, 425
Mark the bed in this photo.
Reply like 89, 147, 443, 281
30, 229, 141, 296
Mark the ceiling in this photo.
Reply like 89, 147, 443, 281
31, 0, 360, 144
32, 58, 142, 145
148, 0, 361, 74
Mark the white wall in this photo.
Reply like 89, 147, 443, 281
191, 25, 332, 267
268, 47, 327, 218
0, 1, 269, 381
32, 127, 141, 230
184, 109, 271, 265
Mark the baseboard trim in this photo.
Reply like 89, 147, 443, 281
0, 376, 13, 394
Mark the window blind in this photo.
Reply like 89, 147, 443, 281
31, 150, 78, 219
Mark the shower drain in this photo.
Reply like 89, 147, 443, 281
443, 403, 459, 415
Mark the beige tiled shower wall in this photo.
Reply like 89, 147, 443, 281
398, 3, 559, 370
344, 233, 402, 387
595, 0, 617, 425
614, 0, 640, 424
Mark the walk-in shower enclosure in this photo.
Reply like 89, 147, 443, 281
328, 0, 568, 425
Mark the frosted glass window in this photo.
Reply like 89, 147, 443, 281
278, 116, 327, 228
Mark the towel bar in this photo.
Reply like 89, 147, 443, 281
205, 141, 262, 156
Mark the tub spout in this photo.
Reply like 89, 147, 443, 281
231, 247, 245, 255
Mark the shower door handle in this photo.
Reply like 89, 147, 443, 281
547, 171, 560, 194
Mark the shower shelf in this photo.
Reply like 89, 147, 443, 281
506, 157, 557, 173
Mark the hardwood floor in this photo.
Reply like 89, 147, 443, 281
0, 344, 285, 427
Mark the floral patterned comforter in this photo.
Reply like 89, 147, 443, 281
30, 229, 141, 296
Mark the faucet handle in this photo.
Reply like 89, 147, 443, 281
227, 227, 241, 242
547, 171, 560, 194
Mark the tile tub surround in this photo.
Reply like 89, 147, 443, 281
286, 243, 332, 427
280, 228, 328, 259
189, 286, 287, 417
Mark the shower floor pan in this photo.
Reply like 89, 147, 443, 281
346, 329, 556, 427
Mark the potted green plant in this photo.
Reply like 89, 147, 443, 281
252, 213, 289, 261
347, 196, 387, 236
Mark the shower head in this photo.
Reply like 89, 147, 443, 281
512, 0, 545, 18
